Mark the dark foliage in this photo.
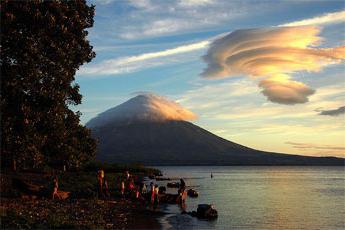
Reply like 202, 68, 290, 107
1, 0, 97, 170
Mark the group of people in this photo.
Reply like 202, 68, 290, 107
52, 169, 188, 210
97, 169, 148, 201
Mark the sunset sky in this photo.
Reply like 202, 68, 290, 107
76, 0, 345, 157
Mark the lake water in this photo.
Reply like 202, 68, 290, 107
151, 166, 344, 230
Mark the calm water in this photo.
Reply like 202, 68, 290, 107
151, 166, 345, 230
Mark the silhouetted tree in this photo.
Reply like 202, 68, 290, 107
1, 0, 97, 170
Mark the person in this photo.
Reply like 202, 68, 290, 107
104, 179, 110, 198
180, 178, 186, 190
128, 179, 134, 191
52, 176, 61, 200
211, 172, 213, 178
97, 169, 104, 196
154, 184, 159, 204
150, 182, 155, 204
125, 170, 130, 180
135, 185, 140, 199
120, 179, 125, 198
141, 183, 147, 195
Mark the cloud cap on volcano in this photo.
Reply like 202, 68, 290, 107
86, 93, 197, 128
201, 26, 345, 104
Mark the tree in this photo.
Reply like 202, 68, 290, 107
1, 0, 97, 170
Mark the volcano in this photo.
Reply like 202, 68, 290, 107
86, 94, 343, 166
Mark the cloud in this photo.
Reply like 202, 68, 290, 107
285, 142, 345, 151
90, 0, 116, 5
318, 106, 345, 116
178, 0, 214, 8
86, 93, 197, 127
79, 10, 345, 78
202, 26, 345, 104
280, 11, 345, 27
259, 78, 315, 104
116, 1, 344, 40
116, 0, 247, 39
79, 40, 210, 76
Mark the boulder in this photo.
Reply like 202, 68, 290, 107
167, 182, 180, 188
187, 189, 199, 197
155, 177, 170, 181
12, 178, 45, 196
158, 186, 166, 194
197, 204, 218, 219
57, 191, 70, 200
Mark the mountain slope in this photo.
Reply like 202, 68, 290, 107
90, 120, 343, 166
87, 94, 344, 166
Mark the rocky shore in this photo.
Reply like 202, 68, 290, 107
0, 168, 163, 229
1, 197, 161, 229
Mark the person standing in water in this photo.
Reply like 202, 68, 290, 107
150, 182, 155, 204
180, 178, 186, 190
211, 172, 213, 178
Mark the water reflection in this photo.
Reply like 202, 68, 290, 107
155, 166, 344, 229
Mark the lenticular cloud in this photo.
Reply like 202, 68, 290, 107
201, 26, 345, 104
86, 93, 197, 128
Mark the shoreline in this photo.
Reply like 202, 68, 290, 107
0, 170, 164, 229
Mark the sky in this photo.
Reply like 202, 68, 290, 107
75, 0, 345, 157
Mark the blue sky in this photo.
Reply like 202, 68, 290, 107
75, 0, 345, 157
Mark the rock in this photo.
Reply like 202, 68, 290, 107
158, 186, 166, 194
57, 191, 70, 200
155, 177, 170, 181
187, 189, 198, 197
167, 182, 180, 188
12, 178, 45, 196
197, 204, 218, 219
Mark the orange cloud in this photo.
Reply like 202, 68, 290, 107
259, 78, 315, 104
202, 26, 345, 104
86, 93, 197, 128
